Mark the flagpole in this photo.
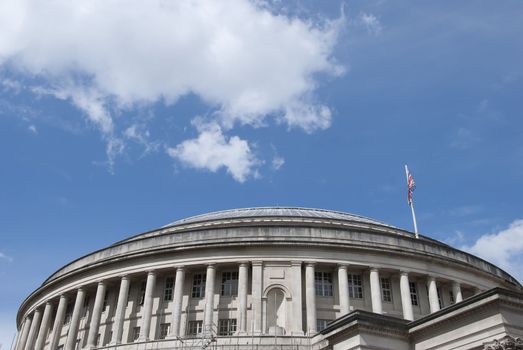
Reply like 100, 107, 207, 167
405, 165, 419, 238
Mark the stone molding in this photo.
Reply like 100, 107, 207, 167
483, 335, 523, 350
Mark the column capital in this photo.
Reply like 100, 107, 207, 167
174, 265, 185, 271
290, 260, 302, 267
146, 270, 157, 275
369, 267, 380, 272
238, 261, 249, 267
452, 280, 461, 287
399, 270, 409, 276
206, 263, 216, 269
427, 275, 437, 282
96, 280, 106, 286
305, 262, 316, 267
337, 264, 348, 270
118, 274, 130, 281
252, 260, 263, 267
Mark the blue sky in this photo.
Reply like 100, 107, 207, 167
1, 0, 522, 345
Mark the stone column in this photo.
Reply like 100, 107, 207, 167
399, 272, 414, 321
49, 295, 68, 350
13, 324, 22, 350
452, 281, 463, 303
24, 308, 42, 350
252, 261, 263, 334
369, 268, 382, 314
170, 266, 185, 338
17, 316, 31, 350
238, 262, 248, 334
34, 302, 53, 350
65, 288, 86, 350
305, 263, 317, 334
86, 281, 106, 348
204, 264, 216, 335
290, 261, 303, 335
111, 276, 130, 345
427, 277, 440, 313
139, 271, 157, 341
338, 265, 350, 316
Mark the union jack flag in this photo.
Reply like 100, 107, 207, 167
407, 170, 416, 205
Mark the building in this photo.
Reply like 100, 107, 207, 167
14, 207, 523, 350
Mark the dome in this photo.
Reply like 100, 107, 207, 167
14, 207, 523, 350
164, 207, 394, 228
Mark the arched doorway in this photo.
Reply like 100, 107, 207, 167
267, 288, 286, 335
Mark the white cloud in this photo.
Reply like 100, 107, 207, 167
167, 121, 259, 183
28, 124, 37, 134
1, 78, 22, 93
450, 127, 481, 150
462, 219, 523, 282
0, 252, 13, 263
359, 13, 382, 36
0, 0, 343, 177
272, 156, 285, 170
124, 124, 159, 154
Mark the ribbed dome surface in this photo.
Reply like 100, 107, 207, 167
164, 207, 394, 228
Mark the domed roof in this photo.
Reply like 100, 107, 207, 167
163, 207, 394, 228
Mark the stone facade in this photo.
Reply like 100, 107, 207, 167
14, 208, 523, 350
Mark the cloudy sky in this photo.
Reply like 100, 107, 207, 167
1, 0, 522, 345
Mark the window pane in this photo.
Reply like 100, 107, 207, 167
315, 272, 333, 297
409, 282, 419, 306
348, 274, 363, 299
221, 272, 239, 296
164, 277, 174, 301
192, 273, 206, 298
218, 319, 237, 336
380, 277, 392, 302
159, 323, 170, 339
316, 319, 331, 332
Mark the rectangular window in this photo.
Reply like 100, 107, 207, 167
380, 277, 392, 302
159, 323, 171, 339
64, 302, 74, 324
95, 334, 101, 347
139, 281, 146, 306
192, 273, 206, 298
449, 290, 455, 304
103, 291, 109, 311
187, 320, 203, 336
348, 274, 363, 299
315, 272, 333, 297
437, 287, 443, 309
126, 284, 132, 306
164, 277, 174, 301
105, 332, 112, 346
221, 272, 239, 296
132, 327, 141, 341
82, 296, 90, 317
316, 319, 331, 332
409, 282, 419, 306
218, 319, 237, 336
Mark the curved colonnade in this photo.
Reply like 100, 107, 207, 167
14, 208, 521, 350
